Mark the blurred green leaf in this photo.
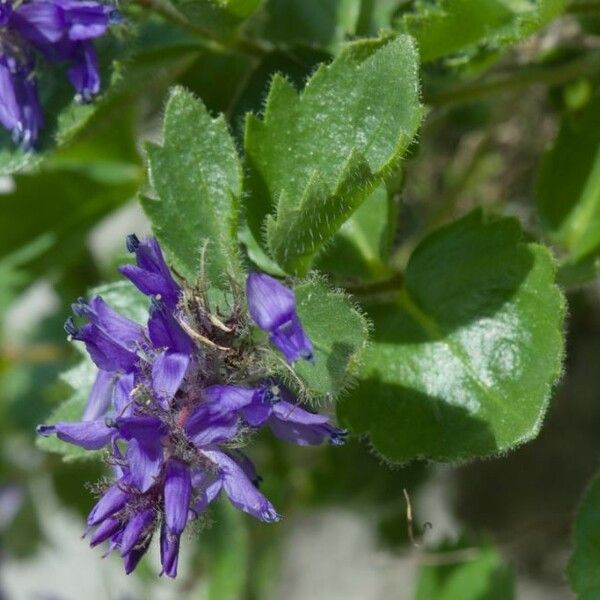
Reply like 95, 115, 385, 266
245, 35, 422, 275
338, 211, 565, 462
537, 95, 600, 285
247, 0, 362, 50
211, 0, 261, 17
0, 170, 137, 279
285, 280, 369, 400
416, 540, 515, 600
568, 473, 600, 599
143, 87, 243, 286
400, 0, 566, 63
202, 499, 250, 600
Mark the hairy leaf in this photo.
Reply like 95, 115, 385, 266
245, 35, 421, 275
143, 87, 243, 286
338, 211, 565, 462
276, 280, 370, 401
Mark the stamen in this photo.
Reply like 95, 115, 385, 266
126, 234, 140, 253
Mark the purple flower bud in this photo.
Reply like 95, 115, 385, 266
90, 516, 122, 547
123, 536, 152, 575
120, 508, 154, 557
88, 480, 130, 526
246, 273, 313, 363
119, 236, 181, 309
160, 522, 180, 578
67, 40, 100, 103
0, 56, 43, 149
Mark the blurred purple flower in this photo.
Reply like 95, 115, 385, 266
0, 0, 119, 147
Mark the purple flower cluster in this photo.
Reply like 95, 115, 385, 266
0, 0, 119, 148
38, 235, 346, 577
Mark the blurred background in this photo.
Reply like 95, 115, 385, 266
1, 1, 599, 598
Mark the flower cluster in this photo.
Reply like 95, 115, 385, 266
0, 0, 119, 148
37, 235, 346, 577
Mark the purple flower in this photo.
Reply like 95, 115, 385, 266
119, 235, 182, 309
246, 273, 314, 363
0, 55, 43, 149
37, 236, 346, 578
0, 0, 118, 146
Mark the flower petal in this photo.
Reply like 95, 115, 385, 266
148, 301, 193, 355
88, 480, 130, 526
37, 419, 113, 450
126, 438, 164, 493
246, 272, 295, 331
82, 370, 115, 421
269, 315, 314, 364
164, 459, 191, 535
203, 450, 280, 523
160, 522, 180, 578
120, 508, 154, 556
151, 351, 189, 407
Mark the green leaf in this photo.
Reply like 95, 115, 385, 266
284, 280, 369, 400
244, 35, 422, 276
247, 0, 363, 50
36, 282, 148, 461
400, 0, 566, 63
338, 211, 565, 462
536, 95, 600, 284
0, 170, 138, 278
568, 473, 600, 599
143, 87, 243, 286
210, 0, 261, 17
315, 184, 396, 281
416, 540, 515, 600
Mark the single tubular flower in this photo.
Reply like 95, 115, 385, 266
246, 272, 314, 363
37, 235, 345, 577
0, 0, 119, 147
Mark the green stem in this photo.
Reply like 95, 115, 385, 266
425, 50, 600, 107
346, 273, 404, 297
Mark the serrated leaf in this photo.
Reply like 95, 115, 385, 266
288, 280, 369, 400
244, 35, 421, 275
416, 540, 515, 600
36, 281, 148, 461
338, 211, 565, 462
400, 0, 566, 63
315, 184, 396, 281
143, 87, 243, 286
567, 473, 600, 599
536, 95, 600, 285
